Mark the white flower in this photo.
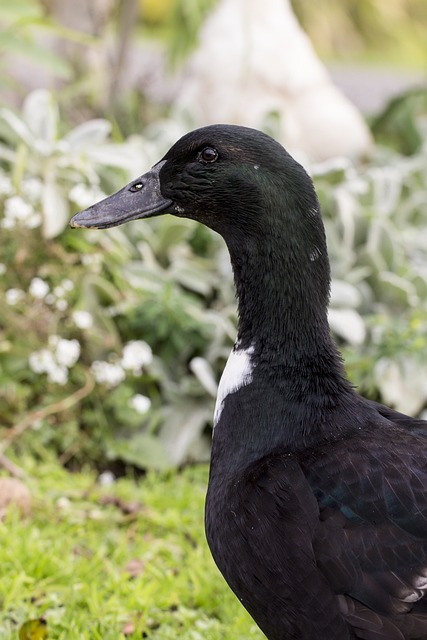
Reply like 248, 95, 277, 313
98, 471, 116, 486
5, 288, 25, 305
61, 279, 74, 292
91, 361, 125, 387
81, 253, 102, 267
0, 173, 12, 196
2, 195, 41, 230
55, 338, 80, 368
4, 195, 33, 221
56, 496, 71, 509
51, 280, 73, 302
54, 285, 65, 298
129, 394, 151, 414
48, 335, 60, 348
47, 364, 68, 385
21, 177, 43, 202
25, 213, 42, 229
29, 336, 79, 385
72, 310, 93, 329
121, 341, 153, 375
1, 217, 15, 230
29, 349, 55, 374
56, 299, 68, 311
28, 349, 67, 384
29, 277, 50, 299
0, 263, 6, 276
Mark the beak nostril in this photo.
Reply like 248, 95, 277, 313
69, 159, 169, 229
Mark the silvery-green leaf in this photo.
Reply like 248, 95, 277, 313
344, 266, 373, 285
123, 263, 166, 293
91, 226, 134, 262
169, 262, 214, 296
360, 246, 388, 274
374, 358, 427, 416
42, 177, 69, 238
106, 433, 170, 470
412, 273, 427, 299
311, 156, 350, 181
0, 108, 34, 145
22, 89, 58, 144
330, 279, 361, 308
84, 144, 141, 172
64, 120, 112, 151
160, 402, 212, 466
185, 433, 212, 463
82, 273, 122, 306
0, 0, 43, 20
328, 308, 366, 345
0, 32, 72, 78
369, 166, 403, 216
378, 272, 419, 307
190, 357, 218, 397
379, 225, 398, 268
156, 217, 194, 252
0, 143, 16, 162
367, 221, 400, 270
334, 186, 358, 250
191, 309, 236, 348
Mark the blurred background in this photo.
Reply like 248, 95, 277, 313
1, 0, 426, 471
1, 0, 427, 467
0, 1, 426, 635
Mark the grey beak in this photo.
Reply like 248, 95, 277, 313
70, 160, 172, 230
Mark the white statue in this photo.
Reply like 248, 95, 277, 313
175, 0, 372, 161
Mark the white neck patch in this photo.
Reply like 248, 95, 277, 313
213, 343, 254, 429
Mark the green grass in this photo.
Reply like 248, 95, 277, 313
0, 457, 263, 639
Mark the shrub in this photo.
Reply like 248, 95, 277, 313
1, 89, 427, 471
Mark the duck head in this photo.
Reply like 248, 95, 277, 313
70, 124, 324, 255
71, 124, 332, 346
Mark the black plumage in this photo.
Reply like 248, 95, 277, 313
71, 125, 427, 640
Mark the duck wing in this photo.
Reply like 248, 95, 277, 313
302, 422, 427, 639
366, 399, 427, 434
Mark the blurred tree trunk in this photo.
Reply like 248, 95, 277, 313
45, 0, 137, 111
108, 0, 139, 108
46, 0, 114, 36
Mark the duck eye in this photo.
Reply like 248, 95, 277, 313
200, 147, 218, 164
129, 182, 143, 192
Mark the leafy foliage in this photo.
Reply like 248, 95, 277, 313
293, 0, 427, 66
141, 0, 427, 69
307, 93, 427, 414
0, 0, 96, 91
371, 88, 427, 155
1, 88, 427, 471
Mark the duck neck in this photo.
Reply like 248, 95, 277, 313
211, 227, 355, 468
227, 223, 339, 368
209, 172, 356, 472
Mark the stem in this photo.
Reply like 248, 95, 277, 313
0, 455, 26, 478
0, 372, 95, 455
